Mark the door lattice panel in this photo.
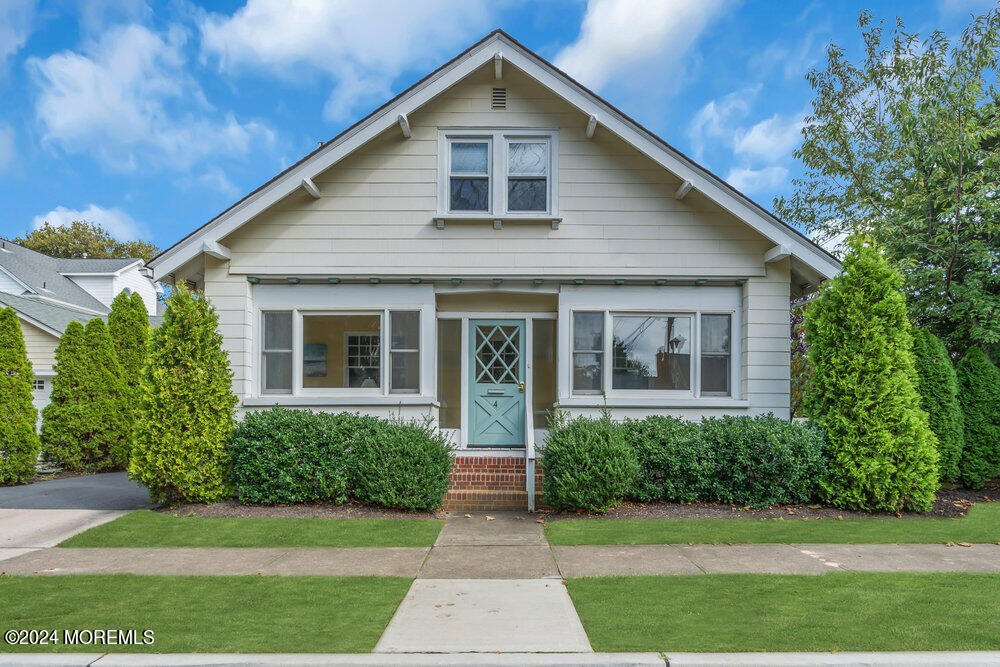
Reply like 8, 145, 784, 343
474, 325, 520, 384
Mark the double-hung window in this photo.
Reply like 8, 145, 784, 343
260, 310, 421, 395
441, 130, 556, 216
570, 310, 735, 398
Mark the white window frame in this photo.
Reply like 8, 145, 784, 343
699, 312, 734, 397
570, 310, 604, 395
446, 136, 492, 213
438, 129, 559, 217
609, 311, 695, 398
32, 378, 46, 391
390, 310, 421, 394
260, 309, 294, 395
343, 330, 381, 388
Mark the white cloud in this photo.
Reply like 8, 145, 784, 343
733, 111, 805, 162
197, 167, 240, 198
27, 24, 275, 172
725, 166, 788, 194
0, 0, 36, 65
554, 0, 730, 91
32, 204, 147, 241
0, 124, 14, 171
199, 0, 497, 122
688, 86, 759, 162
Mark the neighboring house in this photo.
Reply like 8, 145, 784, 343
148, 31, 840, 510
0, 239, 160, 418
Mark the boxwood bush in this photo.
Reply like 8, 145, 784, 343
541, 414, 638, 512
624, 415, 708, 502
349, 417, 455, 511
229, 408, 354, 505
698, 415, 827, 507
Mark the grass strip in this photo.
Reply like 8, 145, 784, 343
545, 501, 1000, 545
61, 510, 443, 548
567, 572, 1000, 652
0, 575, 411, 653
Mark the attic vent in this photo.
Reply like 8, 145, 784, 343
491, 87, 507, 110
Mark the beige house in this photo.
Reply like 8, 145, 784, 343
149, 31, 838, 510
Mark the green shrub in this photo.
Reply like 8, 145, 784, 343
130, 286, 238, 504
805, 236, 939, 512
624, 415, 708, 502
541, 414, 638, 512
230, 408, 352, 505
912, 330, 964, 482
41, 321, 95, 470
698, 415, 827, 507
82, 318, 131, 469
349, 416, 454, 511
0, 308, 41, 484
956, 347, 1000, 489
108, 291, 150, 450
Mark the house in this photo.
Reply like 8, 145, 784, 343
147, 30, 839, 510
0, 239, 160, 417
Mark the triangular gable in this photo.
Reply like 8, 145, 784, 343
149, 30, 839, 281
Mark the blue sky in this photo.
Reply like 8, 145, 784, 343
0, 0, 994, 251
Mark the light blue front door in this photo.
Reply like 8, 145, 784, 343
469, 319, 526, 447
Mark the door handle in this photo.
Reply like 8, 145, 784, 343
518, 382, 525, 393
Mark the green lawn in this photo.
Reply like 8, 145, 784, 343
61, 510, 444, 548
567, 573, 1000, 652
545, 501, 1000, 545
0, 575, 411, 653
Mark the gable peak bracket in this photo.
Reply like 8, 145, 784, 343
586, 115, 598, 139
494, 52, 503, 79
301, 177, 321, 199
674, 180, 693, 200
201, 240, 231, 261
765, 244, 791, 264
398, 113, 411, 139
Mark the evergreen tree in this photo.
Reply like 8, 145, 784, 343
108, 291, 150, 449
805, 236, 939, 511
955, 347, 1000, 488
82, 318, 130, 469
129, 286, 238, 503
911, 330, 965, 482
0, 308, 41, 484
41, 321, 94, 469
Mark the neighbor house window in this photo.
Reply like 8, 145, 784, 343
449, 140, 490, 211
613, 315, 691, 391
442, 130, 557, 215
390, 311, 420, 392
572, 311, 604, 393
32, 379, 46, 391
701, 314, 731, 396
262, 311, 293, 393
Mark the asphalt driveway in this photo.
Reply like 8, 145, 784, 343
0, 472, 152, 559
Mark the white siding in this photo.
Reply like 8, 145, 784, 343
20, 319, 58, 374
204, 256, 254, 399
0, 267, 28, 294
113, 265, 158, 315
222, 66, 771, 277
66, 275, 115, 308
742, 258, 791, 418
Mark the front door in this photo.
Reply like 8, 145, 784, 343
469, 319, 525, 447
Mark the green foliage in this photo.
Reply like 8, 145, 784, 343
790, 301, 810, 418
0, 308, 41, 484
624, 416, 708, 503
775, 9, 1000, 355
698, 416, 827, 507
14, 220, 160, 262
40, 320, 128, 471
349, 416, 454, 511
805, 236, 939, 512
107, 291, 149, 457
912, 330, 965, 481
541, 414, 639, 512
955, 347, 1000, 488
129, 286, 238, 504
230, 408, 351, 505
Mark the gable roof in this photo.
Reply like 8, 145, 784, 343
149, 29, 840, 282
0, 291, 100, 336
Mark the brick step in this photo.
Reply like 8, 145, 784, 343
449, 474, 527, 490
442, 489, 529, 511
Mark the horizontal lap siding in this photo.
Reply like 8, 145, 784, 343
223, 66, 771, 277
742, 258, 791, 418
20, 320, 58, 374
203, 256, 253, 399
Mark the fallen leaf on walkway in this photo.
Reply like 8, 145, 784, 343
464, 514, 472, 518
957, 542, 972, 547
536, 519, 545, 523
485, 516, 495, 520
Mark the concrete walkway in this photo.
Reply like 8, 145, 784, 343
0, 472, 152, 563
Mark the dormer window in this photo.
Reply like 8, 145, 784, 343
440, 129, 558, 217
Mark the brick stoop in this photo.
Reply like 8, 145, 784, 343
443, 456, 531, 510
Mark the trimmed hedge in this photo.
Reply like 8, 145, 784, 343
956, 348, 1000, 489
624, 415, 707, 503
230, 408, 353, 505
912, 330, 964, 482
541, 414, 639, 512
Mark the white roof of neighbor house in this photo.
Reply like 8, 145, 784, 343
149, 29, 840, 283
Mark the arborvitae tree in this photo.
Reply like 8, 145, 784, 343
82, 318, 130, 469
41, 321, 94, 469
0, 308, 41, 484
955, 347, 1000, 488
108, 290, 150, 450
911, 330, 965, 482
805, 236, 939, 511
129, 286, 237, 503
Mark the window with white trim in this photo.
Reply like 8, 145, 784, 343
32, 378, 46, 391
441, 130, 557, 216
390, 311, 420, 392
261, 311, 293, 394
570, 309, 735, 397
